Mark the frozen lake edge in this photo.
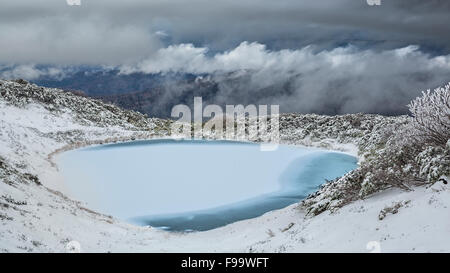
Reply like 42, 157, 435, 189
56, 139, 357, 231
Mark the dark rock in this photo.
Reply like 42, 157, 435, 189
14, 79, 29, 85
23, 173, 41, 185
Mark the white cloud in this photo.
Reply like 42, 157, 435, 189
0, 64, 66, 80
121, 42, 450, 114
120, 42, 450, 77
3, 41, 450, 115
155, 30, 169, 37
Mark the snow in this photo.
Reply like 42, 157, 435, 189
1, 79, 449, 253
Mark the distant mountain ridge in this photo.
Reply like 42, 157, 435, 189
31, 68, 423, 118
34, 70, 199, 96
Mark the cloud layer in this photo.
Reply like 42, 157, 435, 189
1, 1, 450, 115
1, 0, 450, 65
3, 41, 450, 115
118, 42, 450, 114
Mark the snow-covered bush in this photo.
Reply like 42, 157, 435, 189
355, 85, 450, 194
302, 83, 450, 215
408, 83, 450, 146
416, 145, 450, 183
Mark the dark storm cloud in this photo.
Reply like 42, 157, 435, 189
1, 0, 450, 65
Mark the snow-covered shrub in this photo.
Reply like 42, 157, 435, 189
355, 83, 449, 192
0, 156, 40, 186
357, 124, 425, 195
302, 83, 450, 215
302, 169, 365, 216
408, 83, 450, 146
378, 200, 410, 220
355, 84, 450, 194
416, 145, 450, 183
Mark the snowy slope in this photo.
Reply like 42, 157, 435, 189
0, 79, 449, 253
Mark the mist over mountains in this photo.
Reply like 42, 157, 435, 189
1, 1, 449, 118
29, 66, 445, 118
21, 43, 448, 118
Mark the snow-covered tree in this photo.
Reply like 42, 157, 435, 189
303, 83, 450, 215
408, 83, 450, 146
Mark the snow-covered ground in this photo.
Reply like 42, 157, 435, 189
0, 79, 449, 253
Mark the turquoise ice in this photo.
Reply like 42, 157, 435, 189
56, 139, 357, 231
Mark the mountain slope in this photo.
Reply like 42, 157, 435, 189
0, 79, 449, 253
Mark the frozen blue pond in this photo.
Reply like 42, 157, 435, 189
56, 139, 357, 231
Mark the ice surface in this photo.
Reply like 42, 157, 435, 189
56, 139, 357, 231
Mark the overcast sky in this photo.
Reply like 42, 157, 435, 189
1, 0, 450, 65
1, 0, 450, 115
